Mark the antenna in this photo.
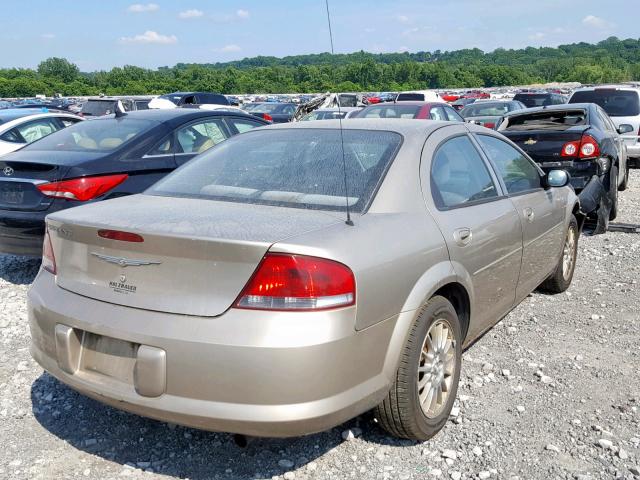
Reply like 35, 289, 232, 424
324, 0, 353, 226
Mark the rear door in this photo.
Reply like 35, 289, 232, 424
474, 133, 566, 300
422, 125, 522, 337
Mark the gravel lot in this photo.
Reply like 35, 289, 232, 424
1, 171, 639, 480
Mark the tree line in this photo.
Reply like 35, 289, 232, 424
1, 37, 639, 98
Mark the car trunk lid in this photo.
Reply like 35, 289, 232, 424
47, 194, 343, 317
501, 126, 590, 162
0, 151, 105, 211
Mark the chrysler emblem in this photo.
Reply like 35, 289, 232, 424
91, 252, 162, 267
3, 166, 14, 176
524, 138, 537, 145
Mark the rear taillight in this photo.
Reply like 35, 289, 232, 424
37, 174, 128, 201
234, 253, 356, 311
42, 227, 56, 274
579, 134, 600, 158
262, 113, 273, 122
483, 122, 495, 129
561, 135, 600, 159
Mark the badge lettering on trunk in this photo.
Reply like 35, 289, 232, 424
109, 274, 137, 295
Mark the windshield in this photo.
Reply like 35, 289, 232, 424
148, 128, 403, 213
513, 94, 552, 108
569, 90, 640, 117
359, 105, 421, 119
462, 103, 511, 117
81, 100, 116, 116
24, 117, 156, 152
504, 110, 587, 131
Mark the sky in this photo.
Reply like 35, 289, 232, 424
1, 0, 635, 71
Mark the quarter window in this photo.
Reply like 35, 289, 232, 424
228, 117, 265, 133
431, 136, 499, 209
429, 106, 447, 121
477, 135, 541, 194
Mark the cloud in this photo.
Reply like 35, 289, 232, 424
215, 44, 242, 53
395, 14, 410, 23
127, 3, 159, 13
41, 33, 56, 40
528, 32, 545, 41
119, 30, 177, 45
364, 27, 375, 33
581, 15, 613, 29
211, 9, 250, 23
179, 9, 203, 19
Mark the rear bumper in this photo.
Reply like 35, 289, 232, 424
28, 271, 400, 437
626, 143, 640, 159
0, 212, 46, 257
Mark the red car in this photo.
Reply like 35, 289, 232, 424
354, 101, 464, 121
462, 90, 491, 99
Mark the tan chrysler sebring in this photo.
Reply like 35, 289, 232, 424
29, 119, 581, 440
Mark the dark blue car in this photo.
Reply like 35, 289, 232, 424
0, 108, 269, 256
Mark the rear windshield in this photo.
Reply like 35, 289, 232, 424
148, 128, 403, 213
244, 103, 296, 115
301, 111, 347, 121
569, 89, 640, 117
513, 94, 552, 108
461, 103, 511, 117
24, 117, 156, 152
503, 110, 587, 131
359, 105, 421, 119
396, 93, 424, 101
159, 94, 183, 105
81, 100, 116, 116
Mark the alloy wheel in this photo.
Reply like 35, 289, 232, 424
562, 225, 577, 280
417, 319, 456, 418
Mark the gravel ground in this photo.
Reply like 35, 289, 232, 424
1, 171, 639, 480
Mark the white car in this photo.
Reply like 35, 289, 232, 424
569, 85, 640, 161
0, 109, 83, 156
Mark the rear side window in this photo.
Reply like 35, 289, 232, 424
444, 107, 463, 122
430, 136, 498, 209
569, 90, 640, 117
148, 129, 402, 213
477, 135, 541, 194
429, 106, 447, 121
175, 119, 228, 154
15, 118, 61, 144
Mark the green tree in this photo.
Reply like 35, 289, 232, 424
37, 57, 80, 83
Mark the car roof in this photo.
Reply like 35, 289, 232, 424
0, 108, 74, 124
364, 101, 444, 107
263, 118, 452, 136
572, 84, 640, 92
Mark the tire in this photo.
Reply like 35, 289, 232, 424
619, 163, 629, 191
609, 166, 619, 221
374, 296, 462, 441
539, 215, 579, 293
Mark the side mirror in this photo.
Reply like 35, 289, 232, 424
617, 124, 634, 135
545, 169, 570, 188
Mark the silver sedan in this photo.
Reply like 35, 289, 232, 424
29, 119, 581, 440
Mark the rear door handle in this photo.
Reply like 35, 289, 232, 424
524, 207, 535, 222
453, 227, 472, 246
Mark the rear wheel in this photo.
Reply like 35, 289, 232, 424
540, 215, 579, 293
609, 166, 619, 221
619, 163, 629, 191
375, 296, 462, 441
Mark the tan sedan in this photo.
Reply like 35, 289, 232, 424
29, 120, 581, 440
